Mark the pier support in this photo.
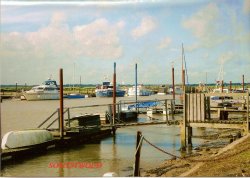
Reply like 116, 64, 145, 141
59, 68, 64, 138
112, 62, 116, 135
180, 93, 188, 151
187, 127, 192, 146
133, 131, 142, 177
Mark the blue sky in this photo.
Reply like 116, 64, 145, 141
1, 0, 250, 85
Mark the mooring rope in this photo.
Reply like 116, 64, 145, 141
139, 134, 250, 163
134, 135, 144, 156
142, 136, 180, 159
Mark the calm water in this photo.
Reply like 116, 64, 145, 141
1, 95, 212, 176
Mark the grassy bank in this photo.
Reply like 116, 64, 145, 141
143, 133, 250, 177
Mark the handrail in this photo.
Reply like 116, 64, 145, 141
46, 109, 69, 129
38, 109, 59, 128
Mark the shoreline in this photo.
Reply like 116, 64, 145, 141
142, 132, 250, 177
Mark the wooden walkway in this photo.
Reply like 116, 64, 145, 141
181, 92, 250, 150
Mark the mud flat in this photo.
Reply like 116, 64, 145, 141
143, 133, 250, 177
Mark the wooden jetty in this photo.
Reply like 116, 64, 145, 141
180, 92, 249, 150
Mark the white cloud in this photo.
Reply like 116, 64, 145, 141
131, 16, 156, 39
158, 37, 172, 49
1, 14, 124, 60
73, 18, 124, 59
243, 0, 250, 14
182, 3, 223, 50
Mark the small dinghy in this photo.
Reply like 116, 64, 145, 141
1, 129, 54, 150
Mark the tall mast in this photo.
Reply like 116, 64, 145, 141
216, 58, 224, 88
182, 43, 184, 90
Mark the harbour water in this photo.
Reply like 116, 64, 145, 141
1, 95, 220, 176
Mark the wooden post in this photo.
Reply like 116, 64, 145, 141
187, 127, 192, 146
229, 81, 232, 92
242, 75, 245, 92
171, 99, 174, 120
165, 99, 168, 123
112, 62, 116, 134
135, 63, 138, 111
183, 69, 185, 92
221, 80, 224, 93
172, 66, 175, 100
59, 68, 64, 138
15, 82, 18, 97
133, 131, 142, 177
67, 108, 70, 127
0, 94, 2, 170
247, 92, 249, 133
180, 93, 187, 151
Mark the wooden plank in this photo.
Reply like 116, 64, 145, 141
201, 94, 205, 121
189, 122, 246, 130
190, 94, 194, 122
205, 92, 248, 97
197, 94, 201, 122
194, 94, 197, 122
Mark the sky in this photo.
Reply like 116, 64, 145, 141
1, 0, 250, 85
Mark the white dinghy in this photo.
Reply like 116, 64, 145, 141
1, 129, 54, 150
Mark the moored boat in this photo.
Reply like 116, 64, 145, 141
95, 81, 125, 97
128, 85, 152, 96
22, 79, 59, 101
1, 129, 54, 149
67, 93, 85, 99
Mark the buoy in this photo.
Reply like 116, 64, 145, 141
103, 172, 118, 177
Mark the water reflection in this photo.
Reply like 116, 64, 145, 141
2, 125, 212, 177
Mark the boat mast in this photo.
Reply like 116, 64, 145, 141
182, 43, 188, 89
216, 57, 224, 88
73, 63, 75, 92
182, 43, 184, 90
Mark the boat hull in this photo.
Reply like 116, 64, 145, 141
1, 129, 54, 149
96, 89, 125, 97
128, 90, 152, 96
23, 92, 59, 101
67, 94, 85, 99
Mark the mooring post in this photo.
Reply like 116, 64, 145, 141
172, 66, 175, 101
229, 81, 232, 92
242, 75, 245, 92
171, 99, 174, 120
180, 93, 187, 151
133, 131, 142, 177
165, 99, 168, 123
112, 62, 116, 135
187, 127, 192, 146
59, 68, 64, 138
0, 95, 2, 170
135, 63, 138, 112
247, 91, 249, 133
67, 108, 70, 128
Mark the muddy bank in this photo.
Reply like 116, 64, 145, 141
143, 132, 250, 177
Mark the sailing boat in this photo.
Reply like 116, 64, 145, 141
67, 63, 85, 99
212, 57, 229, 93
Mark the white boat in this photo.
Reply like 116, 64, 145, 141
1, 129, 54, 149
168, 86, 183, 95
212, 88, 229, 93
128, 85, 152, 96
95, 81, 126, 97
23, 79, 59, 101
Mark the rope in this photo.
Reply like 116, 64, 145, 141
134, 135, 144, 156
140, 134, 250, 163
143, 136, 181, 159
